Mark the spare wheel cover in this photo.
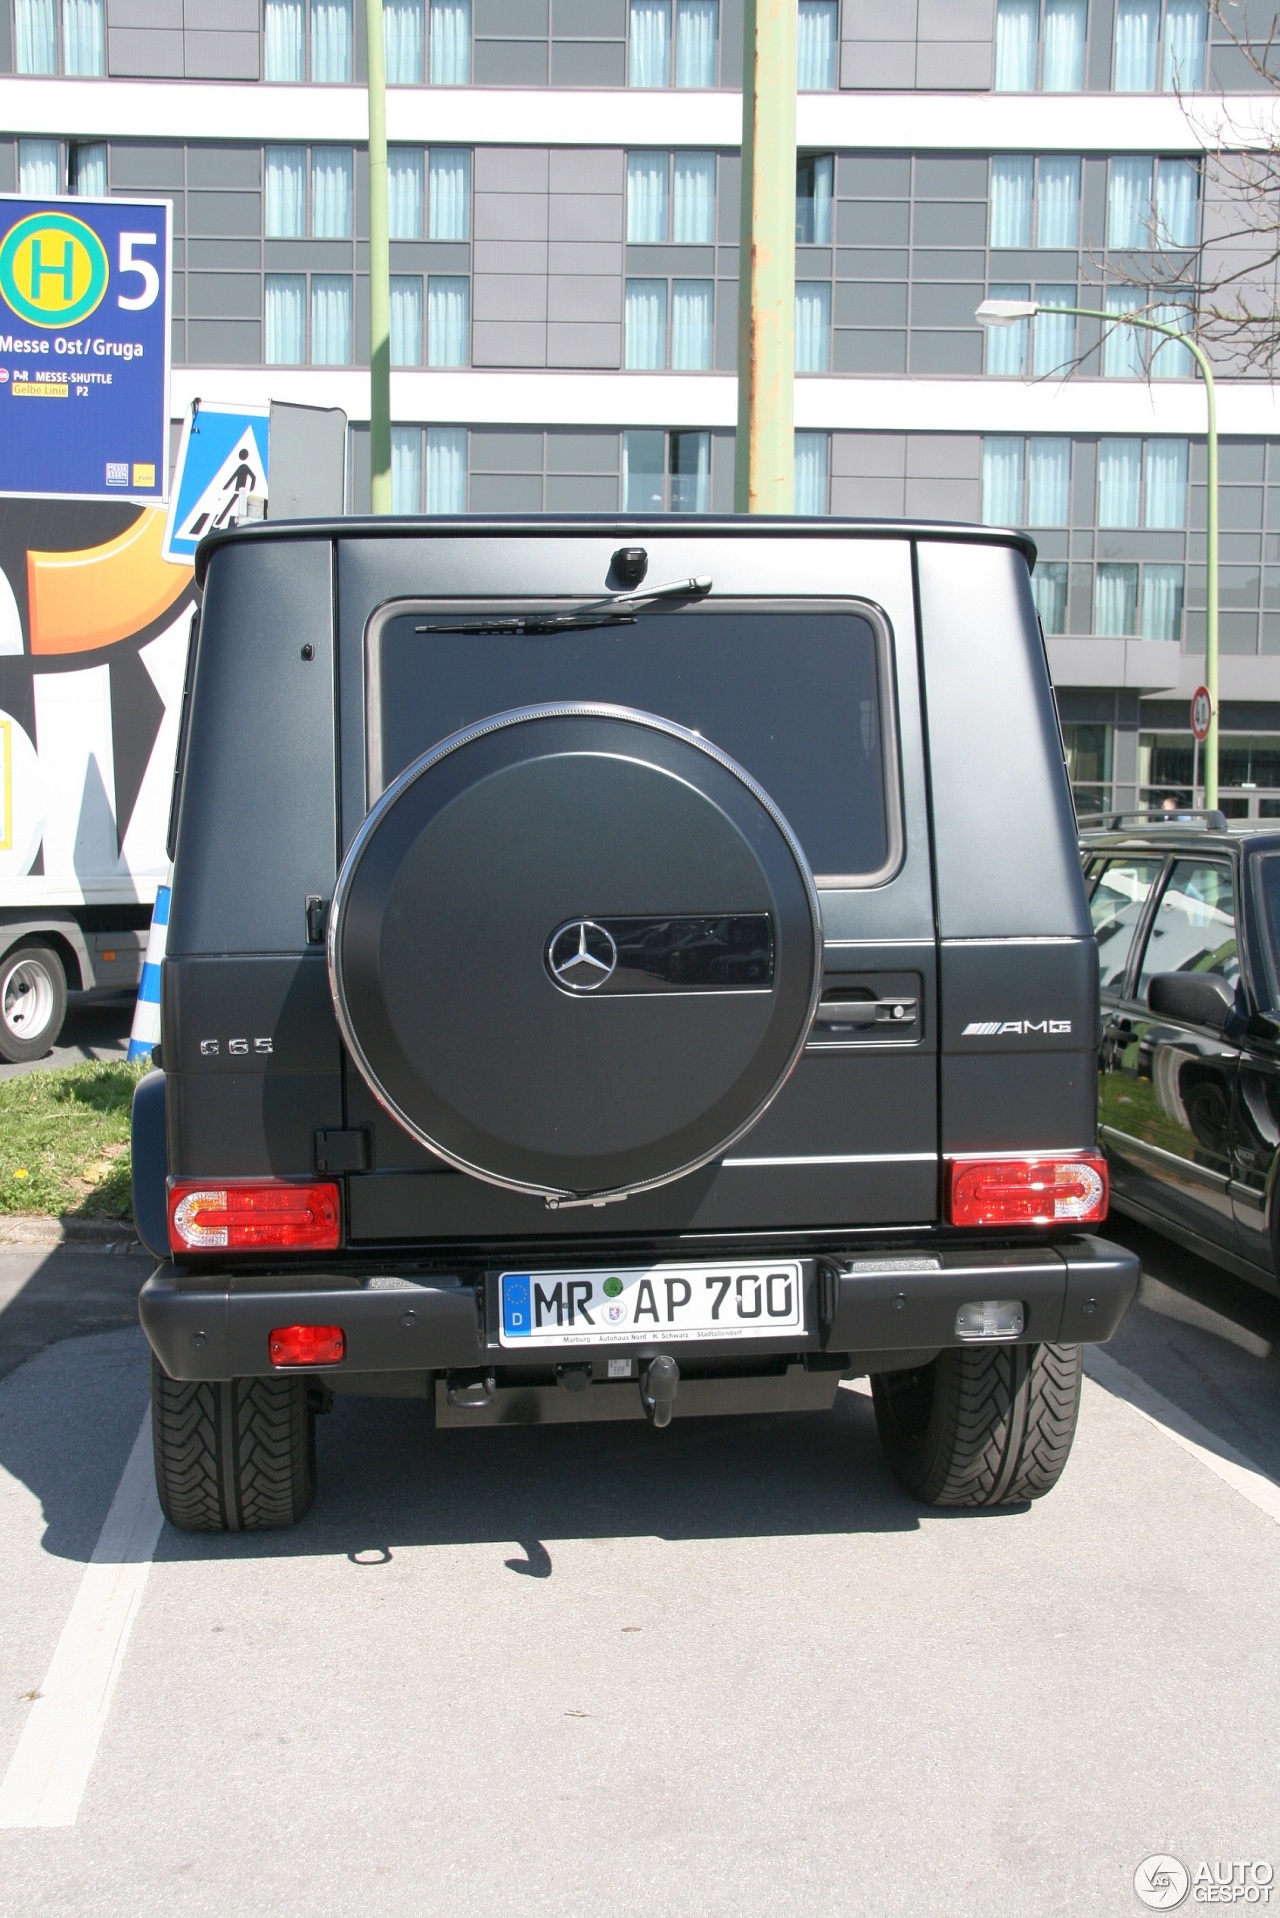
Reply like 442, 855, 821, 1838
329, 704, 823, 1200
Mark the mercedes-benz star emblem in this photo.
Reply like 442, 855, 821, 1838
547, 919, 618, 992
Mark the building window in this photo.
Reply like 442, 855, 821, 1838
795, 431, 829, 513
1095, 562, 1184, 637
388, 149, 424, 238
385, 147, 471, 239
795, 281, 831, 372
311, 274, 353, 363
264, 0, 351, 81
391, 275, 424, 364
627, 151, 716, 243
18, 138, 62, 195
796, 154, 834, 244
628, 0, 719, 88
391, 425, 422, 510
990, 155, 1081, 247
1065, 723, 1113, 812
265, 271, 354, 364
385, 0, 424, 83
982, 436, 1072, 526
266, 273, 307, 364
625, 277, 713, 369
984, 283, 1078, 375
429, 0, 470, 83
1098, 437, 1188, 527
427, 426, 467, 508
1033, 562, 1069, 633
1108, 156, 1199, 248
995, 0, 1088, 92
1114, 0, 1207, 91
428, 275, 469, 366
1102, 289, 1193, 377
69, 142, 106, 194
266, 146, 353, 238
670, 280, 713, 368
15, 0, 104, 75
797, 0, 838, 89
622, 428, 711, 509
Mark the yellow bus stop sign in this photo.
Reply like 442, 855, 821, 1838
0, 211, 109, 328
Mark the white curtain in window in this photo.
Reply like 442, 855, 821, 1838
672, 152, 715, 242
1104, 287, 1147, 375
429, 0, 470, 82
312, 274, 353, 364
61, 0, 103, 73
671, 279, 713, 369
990, 157, 1034, 247
391, 427, 422, 512
629, 0, 671, 85
264, 0, 304, 78
18, 139, 61, 196
1145, 439, 1189, 525
675, 0, 716, 85
803, 153, 834, 243
1114, 0, 1159, 89
310, 0, 351, 78
265, 273, 306, 364
388, 148, 424, 239
1155, 158, 1198, 246
982, 437, 1025, 525
15, 0, 56, 73
429, 148, 471, 239
1163, 0, 1207, 88
384, 0, 423, 81
623, 429, 666, 510
1099, 438, 1143, 524
994, 0, 1038, 90
794, 432, 829, 515
795, 281, 831, 372
1037, 155, 1080, 246
1150, 301, 1194, 376
797, 0, 837, 88
986, 283, 1030, 374
1032, 561, 1069, 634
1041, 0, 1086, 89
670, 430, 710, 511
1096, 563, 1139, 634
1109, 156, 1154, 246
1142, 564, 1184, 638
390, 276, 423, 365
1027, 438, 1071, 524
1033, 285, 1076, 374
426, 426, 467, 510
266, 146, 306, 238
70, 143, 107, 196
625, 279, 668, 368
311, 148, 353, 237
427, 275, 469, 365
627, 154, 669, 242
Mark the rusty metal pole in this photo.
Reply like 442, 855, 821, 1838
734, 0, 797, 513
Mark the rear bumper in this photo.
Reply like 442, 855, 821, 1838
139, 1236, 1139, 1383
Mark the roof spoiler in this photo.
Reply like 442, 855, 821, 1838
1077, 808, 1229, 832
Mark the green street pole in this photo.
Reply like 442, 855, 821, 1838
988, 302, 1220, 809
366, 0, 391, 514
735, 0, 796, 514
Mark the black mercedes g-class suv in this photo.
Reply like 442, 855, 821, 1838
132, 516, 1139, 1529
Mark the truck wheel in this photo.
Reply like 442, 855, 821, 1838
0, 942, 67, 1063
870, 1341, 1083, 1507
151, 1357, 316, 1530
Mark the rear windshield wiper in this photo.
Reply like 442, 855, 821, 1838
416, 575, 712, 637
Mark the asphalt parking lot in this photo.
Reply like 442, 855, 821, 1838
0, 1218, 1276, 1918
0, 995, 133, 1081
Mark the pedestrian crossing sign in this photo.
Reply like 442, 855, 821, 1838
161, 400, 269, 565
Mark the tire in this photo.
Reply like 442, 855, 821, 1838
0, 942, 67, 1064
870, 1341, 1083, 1507
151, 1357, 316, 1531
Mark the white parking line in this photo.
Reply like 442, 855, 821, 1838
0, 1409, 163, 1830
1085, 1348, 1280, 1527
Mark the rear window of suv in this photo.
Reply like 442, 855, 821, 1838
370, 601, 894, 882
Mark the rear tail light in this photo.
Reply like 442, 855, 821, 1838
947, 1155, 1108, 1228
269, 1324, 346, 1367
168, 1180, 340, 1253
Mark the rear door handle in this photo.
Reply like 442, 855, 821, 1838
811, 996, 919, 1037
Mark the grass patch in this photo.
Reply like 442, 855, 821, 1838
0, 1059, 145, 1219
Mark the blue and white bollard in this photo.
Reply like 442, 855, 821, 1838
127, 884, 170, 1064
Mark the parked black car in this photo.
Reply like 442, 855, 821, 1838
131, 515, 1139, 1529
1083, 813, 1280, 1292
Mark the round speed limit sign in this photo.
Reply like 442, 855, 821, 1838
1190, 686, 1212, 741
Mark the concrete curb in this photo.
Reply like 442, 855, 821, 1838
0, 1216, 139, 1249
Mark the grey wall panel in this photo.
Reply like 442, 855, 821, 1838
835, 281, 907, 324
903, 477, 981, 518
545, 474, 619, 510
185, 30, 260, 76
906, 434, 979, 478
546, 429, 618, 472
187, 238, 260, 268
833, 433, 907, 478
473, 39, 550, 83
473, 148, 550, 194
915, 156, 987, 198
189, 190, 262, 236
546, 321, 621, 364
841, 42, 916, 87
471, 320, 547, 364
548, 240, 622, 274
719, 0, 743, 85
185, 0, 256, 24
627, 243, 713, 274
715, 282, 737, 369
473, 273, 548, 320
844, 0, 917, 29
837, 201, 910, 245
470, 241, 542, 277
912, 201, 986, 244
470, 428, 542, 469
473, 193, 549, 240
711, 431, 736, 512
554, 0, 625, 32
717, 153, 740, 240
916, 42, 994, 86
108, 0, 180, 26
476, 0, 546, 29
832, 329, 907, 373
548, 147, 625, 194
832, 477, 907, 515
469, 473, 545, 511
187, 144, 259, 188
0, 4, 10, 69
918, 247, 988, 279
910, 281, 983, 326
186, 271, 261, 317
547, 274, 621, 320
265, 240, 351, 270
839, 155, 910, 197
907, 330, 982, 373
186, 318, 262, 361
108, 26, 183, 71
838, 247, 908, 278
552, 40, 626, 83
917, 0, 994, 39
108, 143, 184, 187
0, 147, 14, 191
549, 194, 624, 241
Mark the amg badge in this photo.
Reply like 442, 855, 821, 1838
962, 1019, 1072, 1036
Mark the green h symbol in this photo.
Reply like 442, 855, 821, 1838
29, 236, 75, 303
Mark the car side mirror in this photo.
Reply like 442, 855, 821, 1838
1245, 1007, 1280, 1047
1147, 971, 1235, 1030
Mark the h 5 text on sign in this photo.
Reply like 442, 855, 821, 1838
0, 195, 172, 503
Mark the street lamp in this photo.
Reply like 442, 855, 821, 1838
975, 298, 1220, 810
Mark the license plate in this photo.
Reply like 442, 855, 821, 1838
498, 1260, 804, 1348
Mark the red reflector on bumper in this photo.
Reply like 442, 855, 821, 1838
947, 1155, 1108, 1227
269, 1324, 346, 1367
168, 1180, 340, 1253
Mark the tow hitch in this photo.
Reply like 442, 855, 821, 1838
641, 1355, 679, 1428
